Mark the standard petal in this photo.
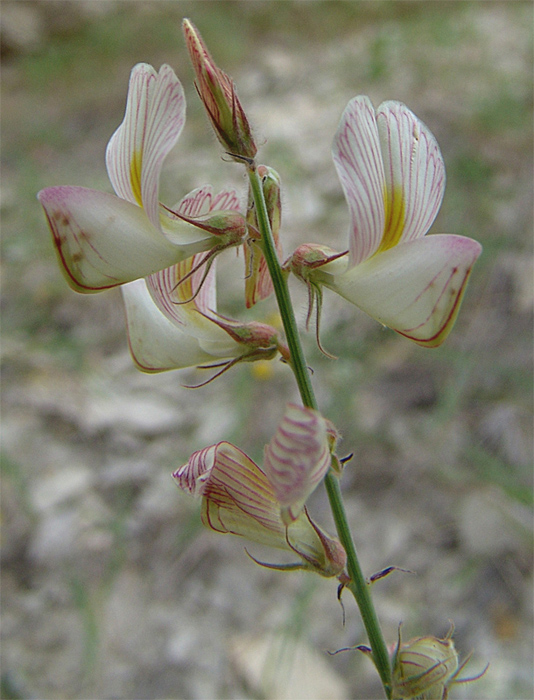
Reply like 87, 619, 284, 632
376, 101, 445, 251
146, 255, 217, 319
106, 63, 186, 229
332, 96, 386, 266
121, 279, 215, 372
323, 234, 482, 347
38, 186, 212, 292
264, 404, 330, 524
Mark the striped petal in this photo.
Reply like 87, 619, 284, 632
174, 185, 242, 218
106, 63, 185, 230
38, 186, 212, 293
121, 279, 216, 373
175, 442, 289, 548
332, 96, 386, 266
145, 258, 238, 357
146, 255, 217, 323
264, 404, 330, 524
322, 234, 482, 347
376, 101, 445, 252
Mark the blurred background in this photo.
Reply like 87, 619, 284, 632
1, 2, 532, 698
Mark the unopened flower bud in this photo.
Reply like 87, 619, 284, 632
207, 317, 290, 365
244, 165, 283, 307
183, 19, 257, 161
285, 243, 348, 282
391, 624, 487, 700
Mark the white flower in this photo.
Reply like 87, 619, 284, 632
288, 97, 482, 347
38, 63, 245, 293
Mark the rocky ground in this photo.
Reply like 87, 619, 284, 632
1, 2, 533, 699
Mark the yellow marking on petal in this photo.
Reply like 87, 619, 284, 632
250, 361, 274, 380
376, 184, 405, 254
130, 149, 143, 207
264, 312, 283, 329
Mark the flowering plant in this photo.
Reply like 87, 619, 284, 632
38, 18, 485, 699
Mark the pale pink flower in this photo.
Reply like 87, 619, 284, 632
123, 219, 288, 374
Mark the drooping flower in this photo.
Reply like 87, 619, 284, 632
174, 439, 346, 577
287, 97, 482, 348
122, 227, 289, 375
38, 63, 246, 293
263, 403, 331, 524
182, 18, 257, 161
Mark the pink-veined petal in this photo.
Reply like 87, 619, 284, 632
145, 260, 242, 356
332, 96, 386, 266
264, 404, 330, 524
173, 444, 215, 497
146, 255, 217, 320
376, 101, 445, 251
38, 186, 209, 293
106, 63, 185, 229
121, 279, 215, 372
174, 185, 242, 218
323, 234, 482, 347
161, 185, 244, 245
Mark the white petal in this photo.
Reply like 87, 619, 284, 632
121, 279, 215, 372
376, 101, 445, 250
38, 186, 212, 292
106, 63, 185, 229
332, 96, 386, 265
324, 234, 482, 347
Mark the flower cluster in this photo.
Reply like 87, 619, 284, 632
38, 17, 481, 558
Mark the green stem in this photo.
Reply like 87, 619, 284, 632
247, 166, 316, 411
247, 164, 392, 698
